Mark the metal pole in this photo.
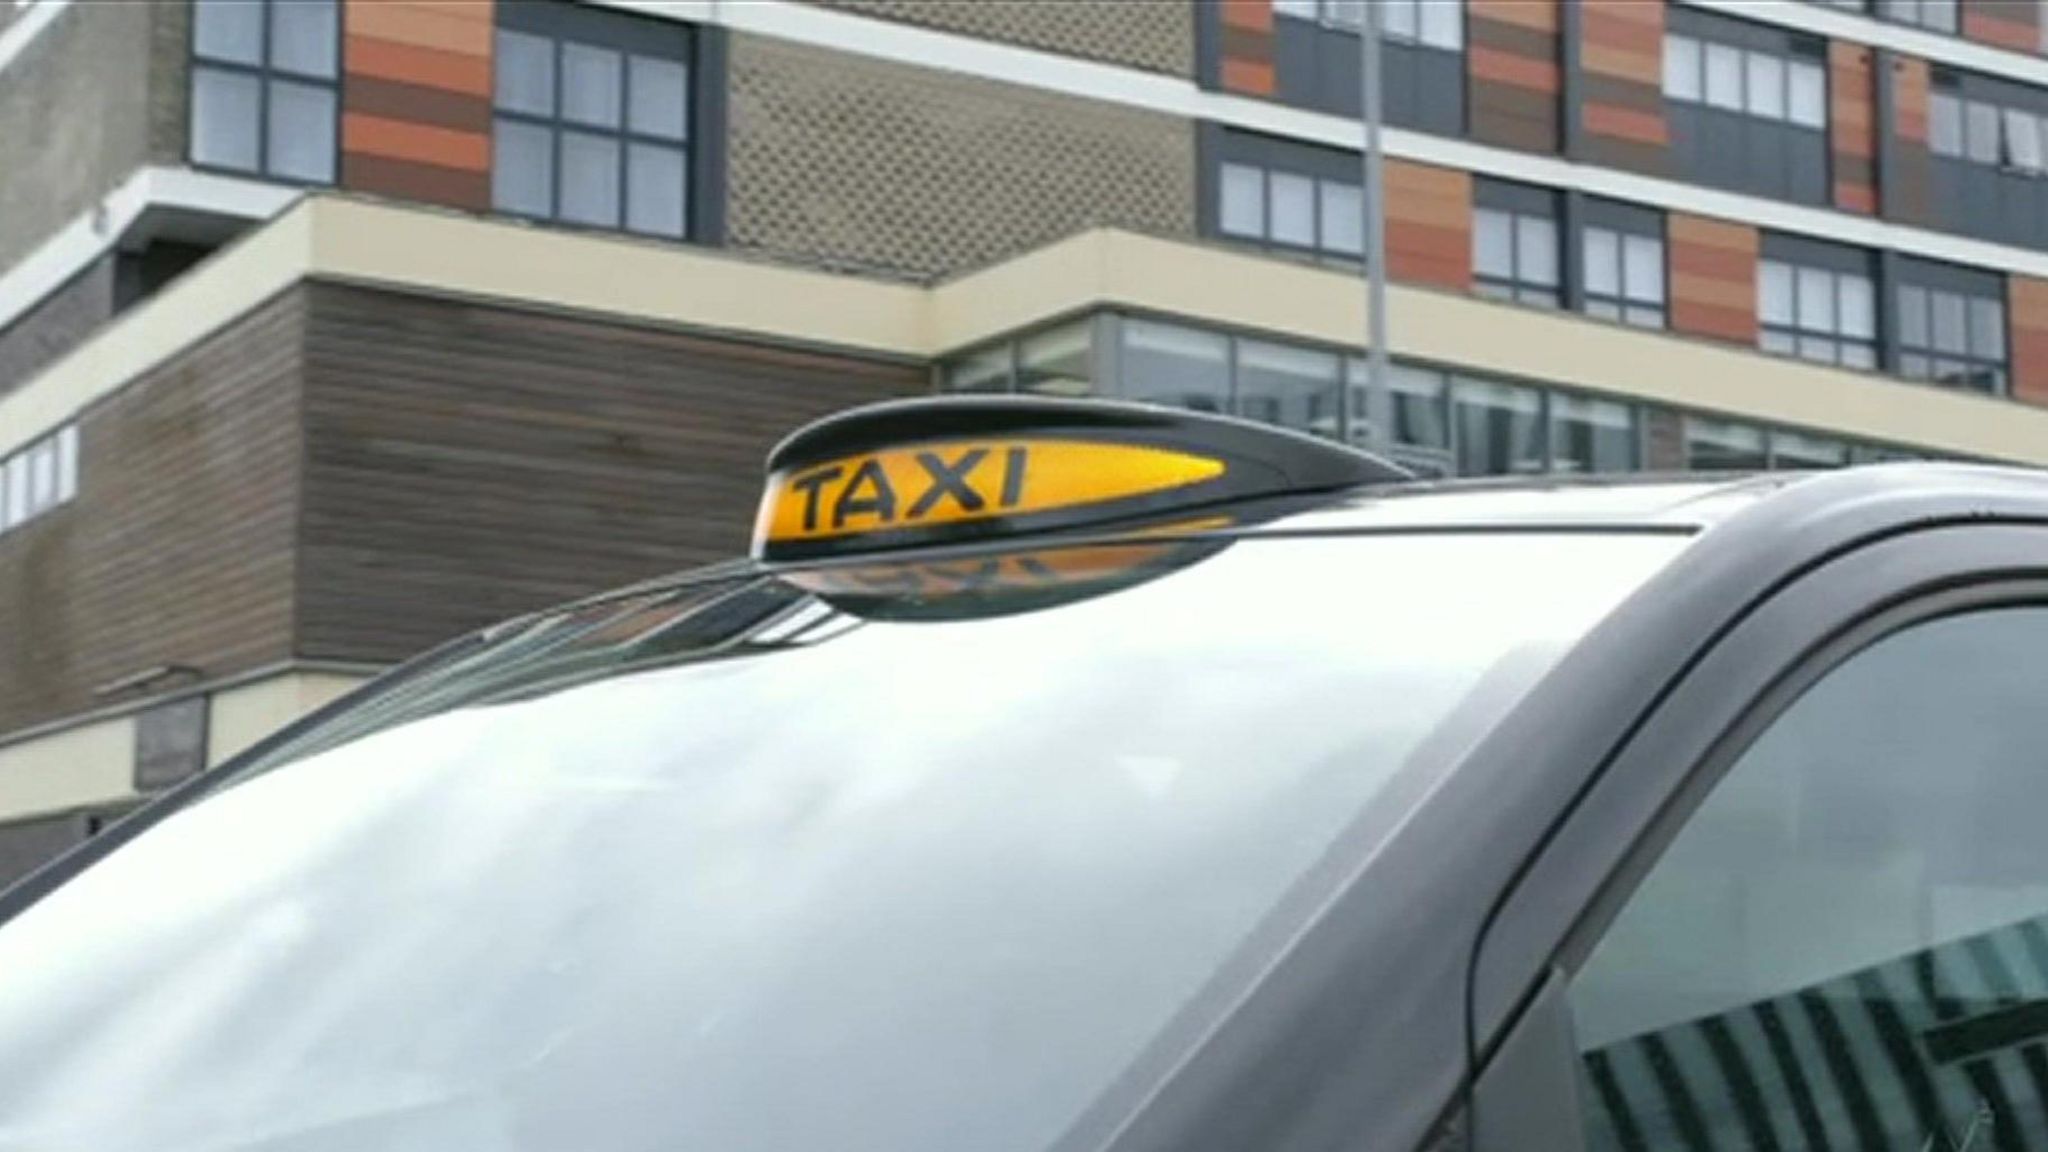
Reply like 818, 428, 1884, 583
1358, 0, 1393, 456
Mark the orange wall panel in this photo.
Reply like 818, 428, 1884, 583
340, 0, 494, 212
1668, 214, 1759, 346
2009, 276, 2048, 407
1385, 160, 1472, 292
1963, 0, 2039, 53
1830, 41, 1877, 215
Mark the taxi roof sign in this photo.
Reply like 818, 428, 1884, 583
752, 396, 1410, 561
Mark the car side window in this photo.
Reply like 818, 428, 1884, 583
1569, 606, 2048, 1151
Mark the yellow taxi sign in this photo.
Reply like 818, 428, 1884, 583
752, 396, 1410, 561
755, 438, 1225, 552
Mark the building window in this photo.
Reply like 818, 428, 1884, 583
935, 314, 1937, 478
1474, 180, 1561, 308
1581, 202, 1666, 329
1924, 66, 2048, 251
1684, 417, 1769, 470
1662, 30, 1825, 129
1758, 237, 1877, 369
0, 424, 80, 538
1929, 83, 2048, 177
1661, 10, 1828, 205
1210, 130, 1366, 262
1881, 0, 1958, 33
188, 0, 339, 183
1896, 259, 2008, 394
1273, 0, 1462, 50
492, 2, 694, 239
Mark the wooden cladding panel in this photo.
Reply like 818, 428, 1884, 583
1469, 0, 1561, 153
341, 0, 494, 212
1579, 0, 1668, 172
1217, 0, 1276, 96
2009, 275, 2048, 407
1963, 0, 2040, 54
1830, 41, 1878, 215
1668, 213, 1759, 346
297, 285, 928, 664
1888, 54, 1934, 224
1386, 159, 1473, 292
0, 293, 305, 735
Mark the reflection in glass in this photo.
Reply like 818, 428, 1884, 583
1453, 377, 1544, 476
1550, 395, 1637, 475
944, 346, 1011, 393
1018, 324, 1094, 397
1120, 321, 1229, 413
1575, 609, 2048, 1152
1768, 430, 1847, 469
1684, 417, 1767, 471
1236, 341, 1339, 436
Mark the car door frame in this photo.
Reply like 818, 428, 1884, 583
1464, 518, 2048, 1150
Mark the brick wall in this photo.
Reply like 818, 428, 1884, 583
1578, 0, 1668, 174
1830, 41, 1878, 215
1668, 213, 1758, 346
1386, 159, 1473, 292
726, 33, 1197, 281
814, 0, 1192, 77
340, 0, 495, 211
1468, 0, 1561, 155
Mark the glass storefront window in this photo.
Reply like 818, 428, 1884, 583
1345, 361, 1450, 457
1550, 394, 1638, 475
1768, 430, 1848, 469
1017, 324, 1094, 397
944, 345, 1011, 393
939, 313, 1932, 481
1237, 340, 1340, 437
1120, 320, 1229, 414
1685, 417, 1768, 470
1452, 377, 1545, 476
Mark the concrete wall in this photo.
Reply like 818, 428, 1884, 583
727, 33, 1197, 281
811, 0, 1192, 76
0, 256, 114, 398
0, 2, 186, 277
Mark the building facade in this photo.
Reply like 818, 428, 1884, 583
6, 0, 2048, 882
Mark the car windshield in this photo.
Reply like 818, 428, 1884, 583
0, 530, 1683, 1152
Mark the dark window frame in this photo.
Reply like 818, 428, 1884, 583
1203, 127, 1371, 264
491, 0, 699, 241
1893, 256, 2010, 395
1757, 233, 1880, 369
186, 0, 342, 185
1579, 199, 1668, 330
1473, 178, 1563, 309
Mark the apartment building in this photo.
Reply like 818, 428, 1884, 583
4, 0, 2048, 881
